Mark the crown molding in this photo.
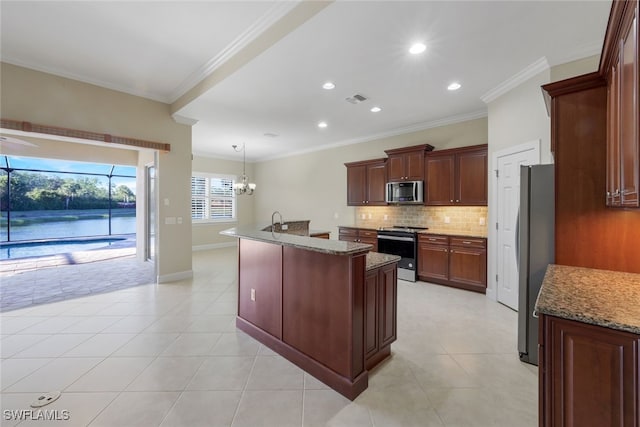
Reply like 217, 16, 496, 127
480, 57, 550, 104
172, 114, 199, 126
258, 109, 488, 162
168, 1, 300, 103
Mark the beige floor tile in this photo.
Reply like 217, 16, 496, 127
201, 301, 237, 316
407, 354, 480, 389
161, 333, 221, 356
88, 391, 180, 427
60, 302, 118, 316
18, 316, 82, 334
14, 334, 93, 358
0, 334, 47, 358
6, 357, 103, 392
303, 389, 372, 427
303, 373, 330, 390
361, 382, 444, 427
127, 356, 205, 391
113, 333, 180, 357
0, 358, 53, 390
245, 355, 303, 390
0, 317, 49, 334
143, 316, 194, 333
186, 315, 235, 333
187, 356, 254, 391
232, 390, 302, 427
209, 332, 260, 356
61, 316, 123, 333
0, 393, 38, 427
66, 357, 154, 391
100, 316, 157, 333
160, 390, 242, 427
16, 392, 119, 427
63, 333, 135, 357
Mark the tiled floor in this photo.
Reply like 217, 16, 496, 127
0, 247, 538, 426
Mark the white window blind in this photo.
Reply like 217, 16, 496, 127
191, 174, 236, 222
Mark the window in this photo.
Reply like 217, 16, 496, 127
191, 173, 236, 222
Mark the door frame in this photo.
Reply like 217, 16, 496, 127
487, 140, 541, 301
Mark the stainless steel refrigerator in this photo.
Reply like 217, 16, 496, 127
517, 164, 554, 366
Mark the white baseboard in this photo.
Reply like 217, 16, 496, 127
157, 270, 194, 283
192, 242, 236, 251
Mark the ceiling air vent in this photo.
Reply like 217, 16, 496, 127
345, 94, 368, 104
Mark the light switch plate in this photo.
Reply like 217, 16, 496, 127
250, 288, 256, 301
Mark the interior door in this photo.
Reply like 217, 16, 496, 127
496, 147, 539, 310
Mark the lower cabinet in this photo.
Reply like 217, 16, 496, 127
417, 234, 487, 293
364, 262, 397, 370
338, 227, 378, 252
539, 314, 639, 427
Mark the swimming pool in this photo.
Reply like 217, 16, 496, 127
0, 238, 127, 260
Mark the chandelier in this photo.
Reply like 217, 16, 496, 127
232, 144, 256, 195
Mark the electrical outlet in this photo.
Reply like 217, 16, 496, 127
383, 214, 388, 221
281, 224, 288, 230
444, 216, 451, 224
368, 213, 372, 219
250, 288, 256, 301
479, 217, 486, 225
361, 214, 366, 219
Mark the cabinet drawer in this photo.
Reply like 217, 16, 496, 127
450, 237, 486, 249
338, 227, 358, 238
418, 234, 449, 245
360, 230, 378, 239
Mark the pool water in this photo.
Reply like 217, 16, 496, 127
0, 238, 126, 260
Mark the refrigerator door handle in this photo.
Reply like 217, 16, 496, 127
515, 209, 520, 265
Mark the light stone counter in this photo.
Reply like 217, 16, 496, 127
535, 264, 640, 334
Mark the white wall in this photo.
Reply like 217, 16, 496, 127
191, 155, 255, 249
253, 118, 488, 237
485, 55, 600, 300
1, 62, 193, 282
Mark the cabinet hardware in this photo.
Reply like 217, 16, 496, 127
456, 199, 460, 203
450, 199, 454, 202
462, 241, 471, 244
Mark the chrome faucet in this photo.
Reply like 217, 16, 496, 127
271, 211, 283, 231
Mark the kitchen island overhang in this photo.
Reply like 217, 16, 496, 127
221, 227, 400, 400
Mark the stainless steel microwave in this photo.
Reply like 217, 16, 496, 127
385, 181, 424, 204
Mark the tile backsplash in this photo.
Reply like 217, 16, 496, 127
354, 205, 488, 236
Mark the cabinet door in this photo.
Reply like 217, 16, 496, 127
620, 13, 639, 207
378, 264, 397, 348
448, 246, 487, 290
359, 230, 379, 252
364, 270, 379, 360
238, 239, 283, 339
425, 155, 455, 205
457, 149, 488, 205
543, 315, 639, 427
387, 155, 406, 181
346, 165, 366, 206
418, 243, 449, 281
405, 151, 425, 181
607, 61, 621, 206
367, 162, 387, 205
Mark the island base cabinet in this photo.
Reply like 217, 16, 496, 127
364, 263, 398, 370
539, 315, 639, 427
238, 239, 283, 339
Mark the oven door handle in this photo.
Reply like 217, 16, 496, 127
377, 235, 414, 242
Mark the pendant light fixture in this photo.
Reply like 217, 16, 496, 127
232, 144, 256, 195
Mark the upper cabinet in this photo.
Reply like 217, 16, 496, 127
605, 0, 639, 207
345, 158, 387, 206
384, 144, 434, 182
425, 145, 488, 206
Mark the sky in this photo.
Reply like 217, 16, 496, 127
2, 156, 137, 194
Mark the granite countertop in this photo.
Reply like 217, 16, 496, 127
338, 225, 379, 231
535, 264, 640, 335
419, 229, 488, 238
366, 252, 401, 271
221, 227, 371, 256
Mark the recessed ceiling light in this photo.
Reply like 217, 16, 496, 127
370, 106, 382, 113
263, 132, 279, 138
322, 82, 335, 90
409, 42, 426, 55
318, 121, 328, 128
448, 82, 462, 91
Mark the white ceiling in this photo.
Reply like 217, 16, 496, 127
1, 1, 612, 161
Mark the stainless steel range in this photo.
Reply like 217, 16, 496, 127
377, 226, 428, 282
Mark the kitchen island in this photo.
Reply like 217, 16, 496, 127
535, 264, 640, 426
221, 227, 400, 400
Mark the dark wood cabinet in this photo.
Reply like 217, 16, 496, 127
417, 234, 487, 293
384, 144, 434, 182
539, 314, 639, 427
338, 227, 378, 252
345, 158, 387, 206
364, 262, 397, 370
425, 145, 488, 206
605, 0, 639, 207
